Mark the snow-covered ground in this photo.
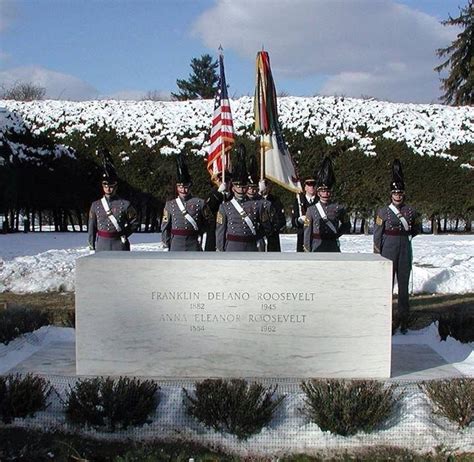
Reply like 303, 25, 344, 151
0, 324, 472, 455
0, 233, 472, 294
0, 232, 472, 454
0, 324, 474, 456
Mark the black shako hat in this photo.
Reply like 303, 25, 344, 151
315, 156, 335, 190
232, 144, 248, 186
176, 153, 192, 185
390, 159, 405, 192
247, 154, 259, 186
99, 147, 118, 183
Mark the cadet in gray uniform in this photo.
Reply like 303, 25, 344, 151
246, 156, 287, 252
260, 179, 287, 252
292, 177, 317, 252
304, 156, 350, 252
204, 171, 232, 251
246, 154, 267, 251
374, 159, 420, 333
88, 148, 137, 252
216, 145, 270, 252
161, 154, 210, 251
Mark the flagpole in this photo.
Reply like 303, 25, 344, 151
221, 143, 226, 185
219, 44, 227, 186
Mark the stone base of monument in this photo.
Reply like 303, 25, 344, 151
76, 252, 393, 378
6, 338, 466, 380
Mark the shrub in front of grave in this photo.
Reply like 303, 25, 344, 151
421, 378, 474, 429
0, 373, 52, 424
183, 378, 285, 440
300, 379, 397, 436
438, 312, 474, 343
0, 306, 50, 345
66, 377, 159, 431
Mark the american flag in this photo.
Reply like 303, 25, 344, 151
207, 51, 235, 179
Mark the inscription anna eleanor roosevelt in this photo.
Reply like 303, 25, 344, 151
151, 290, 313, 333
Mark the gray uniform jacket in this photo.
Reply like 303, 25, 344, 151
204, 188, 228, 251
292, 194, 316, 252
161, 195, 210, 251
373, 203, 420, 316
247, 193, 268, 251
264, 193, 286, 252
303, 202, 350, 252
88, 196, 137, 251
216, 196, 271, 251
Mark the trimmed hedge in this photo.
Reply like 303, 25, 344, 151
421, 378, 474, 429
0, 307, 50, 345
1, 123, 473, 232
438, 312, 474, 343
66, 377, 159, 431
0, 373, 52, 424
183, 378, 285, 439
301, 379, 397, 436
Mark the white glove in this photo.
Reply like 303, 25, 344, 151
258, 180, 267, 194
298, 215, 306, 224
217, 182, 227, 193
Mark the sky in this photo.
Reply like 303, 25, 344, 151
0, 0, 466, 103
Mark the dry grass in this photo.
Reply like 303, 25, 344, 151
393, 293, 474, 331
0, 292, 74, 326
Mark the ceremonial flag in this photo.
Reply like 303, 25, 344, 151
254, 51, 301, 193
207, 49, 235, 180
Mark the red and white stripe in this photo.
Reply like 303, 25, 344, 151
207, 91, 235, 177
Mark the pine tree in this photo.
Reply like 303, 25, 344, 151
172, 54, 219, 101
434, 2, 474, 105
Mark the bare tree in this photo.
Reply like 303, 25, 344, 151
1, 82, 46, 101
141, 90, 171, 101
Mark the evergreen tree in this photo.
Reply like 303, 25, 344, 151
172, 54, 219, 101
435, 2, 474, 105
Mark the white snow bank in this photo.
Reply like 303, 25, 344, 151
0, 234, 472, 295
2, 97, 473, 161
1, 324, 472, 455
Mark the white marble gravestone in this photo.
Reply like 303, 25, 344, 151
76, 252, 392, 378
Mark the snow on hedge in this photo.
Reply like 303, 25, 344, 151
1, 96, 473, 161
